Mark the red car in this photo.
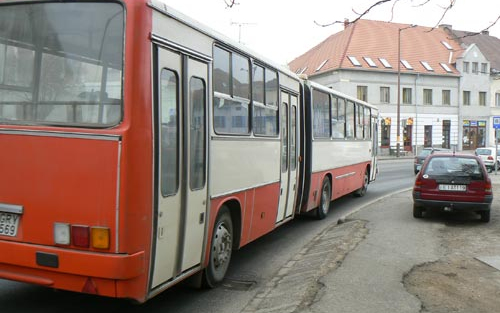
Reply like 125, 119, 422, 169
412, 153, 493, 222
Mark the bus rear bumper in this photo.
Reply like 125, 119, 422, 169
0, 240, 145, 298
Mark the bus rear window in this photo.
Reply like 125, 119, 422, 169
0, 2, 124, 127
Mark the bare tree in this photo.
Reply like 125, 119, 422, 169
306, 0, 498, 35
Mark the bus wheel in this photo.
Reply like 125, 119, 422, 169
354, 169, 369, 197
204, 206, 233, 287
316, 178, 331, 220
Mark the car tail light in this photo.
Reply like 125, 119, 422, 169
485, 180, 492, 193
71, 225, 90, 248
414, 176, 423, 191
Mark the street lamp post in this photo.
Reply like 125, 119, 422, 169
397, 24, 416, 157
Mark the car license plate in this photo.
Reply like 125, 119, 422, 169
0, 212, 20, 237
439, 184, 466, 192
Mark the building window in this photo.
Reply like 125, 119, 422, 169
363, 57, 377, 67
380, 87, 390, 103
442, 120, 451, 149
463, 91, 471, 106
403, 88, 412, 104
357, 86, 368, 102
348, 56, 361, 66
463, 62, 470, 73
401, 60, 413, 70
379, 58, 392, 68
421, 61, 434, 71
442, 90, 451, 105
472, 62, 478, 74
381, 118, 390, 147
481, 63, 488, 74
479, 92, 487, 106
423, 89, 433, 105
424, 125, 432, 147
496, 93, 500, 107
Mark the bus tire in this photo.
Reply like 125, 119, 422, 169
354, 169, 369, 197
316, 177, 331, 220
203, 206, 233, 288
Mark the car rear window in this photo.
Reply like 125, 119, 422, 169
419, 149, 432, 157
424, 157, 483, 179
476, 149, 492, 156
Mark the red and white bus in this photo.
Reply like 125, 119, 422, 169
0, 0, 378, 303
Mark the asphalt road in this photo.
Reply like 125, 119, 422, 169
0, 158, 415, 313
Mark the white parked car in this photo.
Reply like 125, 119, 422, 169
475, 147, 500, 172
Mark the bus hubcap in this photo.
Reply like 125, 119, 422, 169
213, 224, 231, 268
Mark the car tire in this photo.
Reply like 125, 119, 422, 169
413, 204, 423, 218
480, 210, 490, 223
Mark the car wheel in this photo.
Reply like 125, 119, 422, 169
413, 204, 423, 218
480, 210, 490, 223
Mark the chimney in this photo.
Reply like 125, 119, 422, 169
481, 30, 489, 35
439, 24, 452, 30
344, 19, 349, 29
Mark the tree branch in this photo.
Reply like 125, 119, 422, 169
224, 0, 239, 8
315, 0, 392, 27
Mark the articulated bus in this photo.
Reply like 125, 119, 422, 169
0, 0, 378, 303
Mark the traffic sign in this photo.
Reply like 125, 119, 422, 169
494, 116, 500, 129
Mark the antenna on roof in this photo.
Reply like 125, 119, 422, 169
230, 21, 256, 43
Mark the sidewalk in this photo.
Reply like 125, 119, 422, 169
239, 164, 500, 313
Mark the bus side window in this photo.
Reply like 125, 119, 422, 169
160, 69, 179, 197
346, 101, 355, 139
213, 46, 250, 135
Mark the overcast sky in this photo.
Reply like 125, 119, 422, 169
162, 0, 500, 66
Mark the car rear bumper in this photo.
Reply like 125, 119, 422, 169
413, 193, 493, 212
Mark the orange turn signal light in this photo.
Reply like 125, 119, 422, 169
91, 227, 110, 249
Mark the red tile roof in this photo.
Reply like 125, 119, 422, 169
288, 19, 464, 77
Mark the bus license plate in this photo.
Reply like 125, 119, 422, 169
0, 212, 20, 237
439, 184, 466, 192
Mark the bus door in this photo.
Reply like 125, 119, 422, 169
276, 92, 298, 223
152, 47, 208, 289
371, 116, 378, 181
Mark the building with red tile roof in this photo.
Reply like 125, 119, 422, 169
289, 19, 496, 154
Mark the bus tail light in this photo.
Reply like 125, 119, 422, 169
54, 223, 70, 245
53, 223, 110, 249
71, 225, 90, 248
91, 227, 110, 249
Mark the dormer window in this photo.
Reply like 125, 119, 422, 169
379, 58, 392, 68
440, 63, 453, 73
441, 41, 453, 50
421, 61, 434, 71
401, 60, 413, 70
348, 56, 361, 66
315, 59, 328, 72
363, 57, 377, 67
